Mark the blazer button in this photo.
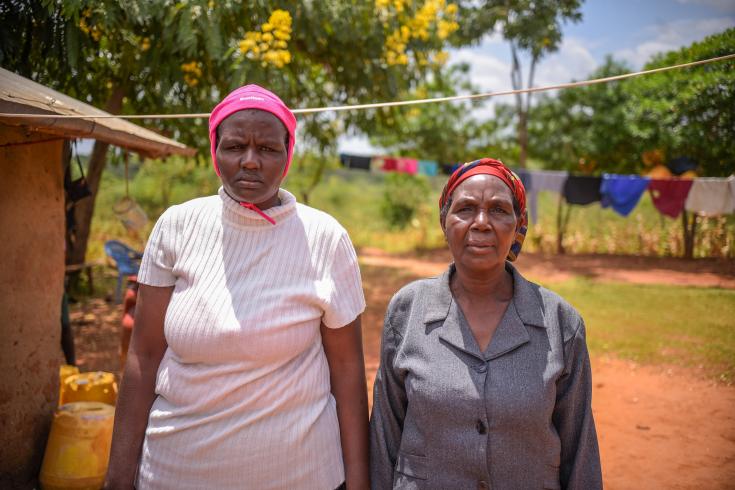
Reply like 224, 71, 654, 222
476, 419, 487, 434
475, 364, 487, 373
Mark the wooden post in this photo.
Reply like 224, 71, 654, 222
556, 195, 571, 255
681, 210, 698, 259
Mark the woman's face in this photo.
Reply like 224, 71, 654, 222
215, 109, 288, 209
442, 174, 518, 273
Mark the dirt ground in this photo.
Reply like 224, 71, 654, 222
70, 251, 735, 489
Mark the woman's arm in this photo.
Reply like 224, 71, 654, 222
321, 316, 370, 490
369, 317, 406, 490
553, 320, 602, 490
105, 284, 173, 490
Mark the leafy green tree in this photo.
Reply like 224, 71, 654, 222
373, 0, 582, 167
0, 0, 462, 264
527, 29, 735, 177
380, 172, 431, 229
503, 0, 583, 168
367, 63, 507, 163
454, 0, 583, 167
527, 57, 638, 173
625, 28, 735, 177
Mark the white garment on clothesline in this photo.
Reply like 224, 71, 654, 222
684, 176, 735, 216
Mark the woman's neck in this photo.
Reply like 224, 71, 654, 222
452, 262, 513, 303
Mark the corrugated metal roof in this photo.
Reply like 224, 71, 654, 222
0, 67, 195, 159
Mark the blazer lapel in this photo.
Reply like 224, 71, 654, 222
438, 300, 485, 360
423, 263, 547, 361
483, 300, 530, 360
423, 266, 485, 360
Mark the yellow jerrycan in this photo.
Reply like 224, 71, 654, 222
60, 372, 118, 406
59, 365, 80, 406
39, 402, 115, 490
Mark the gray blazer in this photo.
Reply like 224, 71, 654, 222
370, 264, 602, 490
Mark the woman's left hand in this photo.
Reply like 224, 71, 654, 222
321, 316, 370, 490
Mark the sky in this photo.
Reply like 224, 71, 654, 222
338, 0, 735, 154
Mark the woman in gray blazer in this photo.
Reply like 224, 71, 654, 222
370, 158, 602, 489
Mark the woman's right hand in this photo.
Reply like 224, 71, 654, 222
104, 284, 173, 489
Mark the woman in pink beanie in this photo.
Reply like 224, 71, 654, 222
106, 85, 369, 490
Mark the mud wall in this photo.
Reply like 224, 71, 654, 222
0, 125, 65, 488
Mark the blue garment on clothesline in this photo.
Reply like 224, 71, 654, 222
418, 160, 439, 176
600, 174, 651, 216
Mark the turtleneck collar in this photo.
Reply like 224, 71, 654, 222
218, 186, 297, 228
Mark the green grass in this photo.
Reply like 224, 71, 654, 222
292, 169, 448, 253
538, 277, 735, 382
88, 156, 734, 259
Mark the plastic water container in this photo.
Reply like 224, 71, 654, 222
39, 402, 115, 490
59, 365, 80, 406
60, 372, 118, 407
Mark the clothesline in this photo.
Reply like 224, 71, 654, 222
338, 153, 735, 220
1, 53, 733, 120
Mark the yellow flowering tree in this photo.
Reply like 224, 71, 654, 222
377, 0, 459, 67
239, 9, 293, 68
1, 0, 469, 260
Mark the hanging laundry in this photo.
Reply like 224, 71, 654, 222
418, 160, 439, 177
397, 157, 418, 174
648, 179, 694, 218
512, 168, 533, 191
667, 156, 698, 176
440, 163, 455, 175
600, 174, 651, 217
382, 157, 398, 172
440, 162, 462, 175
370, 156, 385, 173
525, 169, 568, 223
532, 170, 569, 195
509, 168, 533, 221
382, 157, 418, 175
563, 175, 602, 205
685, 176, 735, 216
339, 153, 372, 171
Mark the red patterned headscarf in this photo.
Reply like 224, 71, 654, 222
439, 158, 528, 261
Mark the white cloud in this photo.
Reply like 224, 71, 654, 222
615, 17, 734, 68
448, 34, 598, 119
452, 50, 511, 92
534, 37, 599, 87
676, 0, 735, 13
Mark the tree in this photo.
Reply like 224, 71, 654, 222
504, 0, 582, 168
527, 57, 638, 173
408, 0, 586, 167
1, 0, 462, 263
624, 28, 735, 177
526, 29, 735, 177
455, 0, 582, 167
524, 30, 734, 259
367, 63, 508, 163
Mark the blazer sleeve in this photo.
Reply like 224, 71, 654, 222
552, 319, 603, 490
369, 316, 406, 490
